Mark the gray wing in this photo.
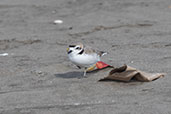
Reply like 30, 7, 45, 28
84, 46, 107, 56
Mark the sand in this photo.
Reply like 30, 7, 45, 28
0, 0, 171, 114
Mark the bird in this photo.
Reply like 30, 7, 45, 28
67, 43, 107, 77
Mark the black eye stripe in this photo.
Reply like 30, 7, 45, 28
78, 49, 84, 54
68, 50, 72, 54
69, 45, 76, 47
76, 47, 81, 50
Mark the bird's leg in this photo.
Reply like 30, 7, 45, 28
86, 64, 96, 72
76, 65, 81, 69
83, 64, 96, 77
83, 68, 87, 77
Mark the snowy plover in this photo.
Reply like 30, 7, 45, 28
67, 43, 107, 77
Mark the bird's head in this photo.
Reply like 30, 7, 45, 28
67, 43, 84, 55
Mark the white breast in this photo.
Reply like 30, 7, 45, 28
68, 53, 100, 67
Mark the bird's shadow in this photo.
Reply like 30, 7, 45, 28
55, 67, 113, 79
55, 71, 85, 78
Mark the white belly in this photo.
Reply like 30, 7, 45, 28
69, 54, 100, 67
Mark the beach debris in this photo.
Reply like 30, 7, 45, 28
74, 103, 80, 106
99, 65, 165, 82
53, 20, 63, 24
86, 61, 113, 72
31, 70, 47, 76
0, 53, 8, 56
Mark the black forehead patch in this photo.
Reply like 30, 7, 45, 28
69, 45, 76, 47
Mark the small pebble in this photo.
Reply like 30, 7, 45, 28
74, 103, 80, 106
52, 10, 56, 14
37, 71, 42, 74
53, 20, 63, 24
0, 53, 8, 56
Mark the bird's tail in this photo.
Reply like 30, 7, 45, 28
99, 51, 108, 57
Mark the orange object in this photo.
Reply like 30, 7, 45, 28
86, 61, 113, 72
96, 61, 112, 69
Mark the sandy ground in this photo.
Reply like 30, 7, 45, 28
0, 0, 171, 114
